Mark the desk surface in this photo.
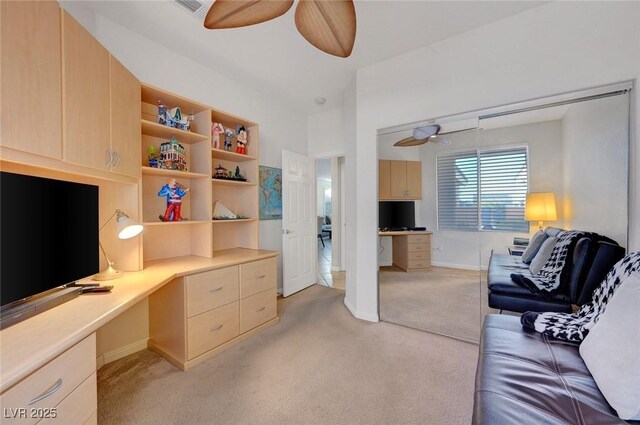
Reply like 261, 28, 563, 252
378, 230, 433, 236
0, 248, 278, 393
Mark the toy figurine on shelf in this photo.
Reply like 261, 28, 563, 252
157, 100, 190, 132
236, 125, 248, 155
158, 137, 187, 171
211, 122, 224, 150
224, 128, 234, 151
214, 164, 227, 179
235, 166, 241, 179
148, 145, 159, 168
158, 178, 189, 222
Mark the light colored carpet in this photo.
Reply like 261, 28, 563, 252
380, 267, 497, 343
98, 285, 478, 425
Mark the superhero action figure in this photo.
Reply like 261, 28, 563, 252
236, 125, 248, 155
158, 178, 189, 222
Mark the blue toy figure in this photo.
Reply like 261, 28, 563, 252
158, 178, 189, 221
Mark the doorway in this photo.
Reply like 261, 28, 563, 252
316, 157, 345, 291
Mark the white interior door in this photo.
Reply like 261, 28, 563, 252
282, 150, 316, 297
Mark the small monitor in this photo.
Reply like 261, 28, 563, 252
379, 201, 415, 230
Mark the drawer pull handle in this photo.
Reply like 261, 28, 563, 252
256, 306, 266, 312
256, 275, 266, 279
28, 378, 63, 405
210, 324, 224, 332
209, 286, 223, 293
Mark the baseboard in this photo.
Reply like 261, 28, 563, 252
331, 266, 341, 272
343, 297, 379, 323
98, 338, 149, 368
431, 261, 482, 271
378, 261, 392, 267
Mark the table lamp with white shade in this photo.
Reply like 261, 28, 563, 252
525, 192, 557, 230
93, 209, 143, 281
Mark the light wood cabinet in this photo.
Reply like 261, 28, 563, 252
110, 56, 141, 178
379, 160, 422, 200
392, 233, 432, 271
149, 256, 278, 370
1, 1, 62, 159
62, 11, 111, 171
379, 160, 391, 199
0, 334, 96, 425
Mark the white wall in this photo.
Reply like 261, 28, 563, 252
308, 108, 345, 158
60, 3, 308, 296
349, 2, 640, 321
562, 95, 629, 246
419, 120, 564, 270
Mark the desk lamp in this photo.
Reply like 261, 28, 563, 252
93, 209, 143, 281
525, 192, 557, 230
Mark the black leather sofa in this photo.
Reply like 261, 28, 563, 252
473, 315, 636, 424
487, 235, 624, 313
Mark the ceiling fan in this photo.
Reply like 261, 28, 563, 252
393, 124, 453, 147
203, 0, 357, 58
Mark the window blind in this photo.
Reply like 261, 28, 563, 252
437, 147, 528, 232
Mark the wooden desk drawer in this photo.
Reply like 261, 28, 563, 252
408, 243, 429, 252
186, 266, 239, 317
408, 251, 430, 261
0, 334, 96, 425
407, 235, 430, 244
408, 259, 431, 270
187, 302, 239, 360
240, 258, 276, 299
45, 372, 97, 425
240, 288, 277, 334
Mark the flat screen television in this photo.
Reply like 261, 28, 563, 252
1, 172, 99, 307
379, 201, 415, 230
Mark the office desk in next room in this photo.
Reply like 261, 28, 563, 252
379, 231, 433, 272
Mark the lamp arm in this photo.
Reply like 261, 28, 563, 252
98, 240, 114, 267
99, 209, 121, 232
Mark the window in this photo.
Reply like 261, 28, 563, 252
437, 147, 528, 232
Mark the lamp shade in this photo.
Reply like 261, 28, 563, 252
115, 211, 144, 240
525, 192, 557, 222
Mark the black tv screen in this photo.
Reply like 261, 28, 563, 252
379, 201, 415, 230
1, 172, 99, 306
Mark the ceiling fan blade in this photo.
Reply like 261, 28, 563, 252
394, 137, 429, 147
204, 0, 294, 29
294, 0, 356, 58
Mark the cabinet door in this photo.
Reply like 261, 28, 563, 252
110, 56, 140, 178
406, 160, 422, 199
1, 1, 62, 159
378, 160, 391, 200
62, 11, 111, 170
389, 160, 408, 198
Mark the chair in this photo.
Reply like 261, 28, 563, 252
317, 216, 325, 247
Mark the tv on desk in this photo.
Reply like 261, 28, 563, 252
379, 201, 415, 230
0, 172, 99, 308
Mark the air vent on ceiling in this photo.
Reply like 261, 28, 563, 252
173, 0, 212, 21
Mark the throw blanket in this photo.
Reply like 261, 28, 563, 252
521, 251, 640, 342
512, 230, 589, 293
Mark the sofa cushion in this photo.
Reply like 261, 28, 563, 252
580, 273, 640, 420
522, 230, 548, 264
530, 236, 558, 275
473, 315, 630, 425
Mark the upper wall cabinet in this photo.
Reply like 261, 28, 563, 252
1, 1, 62, 159
62, 11, 140, 179
379, 160, 422, 200
62, 11, 111, 171
110, 57, 141, 178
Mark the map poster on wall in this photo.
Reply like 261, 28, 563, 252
259, 166, 282, 220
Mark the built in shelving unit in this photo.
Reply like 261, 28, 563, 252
140, 84, 260, 261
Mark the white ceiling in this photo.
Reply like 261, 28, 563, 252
74, 1, 546, 114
